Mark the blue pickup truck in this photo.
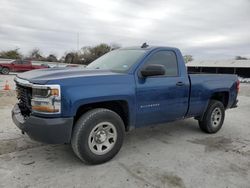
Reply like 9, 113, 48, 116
12, 45, 239, 164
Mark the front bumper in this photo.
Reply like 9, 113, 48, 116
12, 104, 74, 144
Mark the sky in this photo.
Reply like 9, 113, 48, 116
0, 0, 249, 59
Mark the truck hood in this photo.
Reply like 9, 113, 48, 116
17, 67, 123, 84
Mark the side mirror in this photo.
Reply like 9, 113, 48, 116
140, 64, 165, 77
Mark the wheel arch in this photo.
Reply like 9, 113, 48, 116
74, 100, 130, 131
196, 91, 229, 121
210, 91, 229, 108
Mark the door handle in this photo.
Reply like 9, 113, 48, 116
176, 81, 184, 86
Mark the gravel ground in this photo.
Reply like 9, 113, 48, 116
0, 74, 249, 188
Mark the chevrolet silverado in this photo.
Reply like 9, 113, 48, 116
12, 45, 239, 164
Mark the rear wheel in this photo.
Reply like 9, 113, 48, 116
71, 108, 125, 164
1, 67, 10, 75
199, 100, 225, 133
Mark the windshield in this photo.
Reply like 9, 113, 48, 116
86, 49, 146, 73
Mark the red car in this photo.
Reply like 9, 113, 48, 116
0, 60, 49, 74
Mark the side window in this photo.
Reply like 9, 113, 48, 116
14, 60, 21, 64
144, 51, 178, 76
22, 60, 29, 64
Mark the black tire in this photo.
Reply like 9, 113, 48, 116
199, 100, 225, 133
71, 108, 125, 164
1, 67, 10, 75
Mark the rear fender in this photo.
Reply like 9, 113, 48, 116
196, 90, 229, 120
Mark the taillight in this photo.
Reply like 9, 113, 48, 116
236, 79, 240, 93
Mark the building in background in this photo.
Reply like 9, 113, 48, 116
187, 60, 250, 80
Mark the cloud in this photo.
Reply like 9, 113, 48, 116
0, 0, 249, 59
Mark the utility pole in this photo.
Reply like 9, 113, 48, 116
77, 32, 79, 52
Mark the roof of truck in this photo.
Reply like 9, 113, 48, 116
120, 46, 178, 51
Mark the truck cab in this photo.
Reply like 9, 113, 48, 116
133, 47, 190, 126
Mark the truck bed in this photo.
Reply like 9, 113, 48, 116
187, 73, 238, 118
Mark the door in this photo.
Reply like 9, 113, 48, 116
135, 50, 189, 127
11, 60, 22, 71
12, 60, 31, 71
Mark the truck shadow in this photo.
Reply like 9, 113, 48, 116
125, 118, 200, 143
0, 118, 201, 166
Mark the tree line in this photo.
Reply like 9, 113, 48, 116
0, 43, 120, 65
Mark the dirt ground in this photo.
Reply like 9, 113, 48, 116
0, 74, 249, 188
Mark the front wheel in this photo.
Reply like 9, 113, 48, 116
71, 108, 125, 164
1, 67, 10, 75
199, 100, 225, 133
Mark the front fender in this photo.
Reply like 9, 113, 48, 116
60, 79, 136, 128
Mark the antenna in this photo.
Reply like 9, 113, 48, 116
141, 42, 149, 48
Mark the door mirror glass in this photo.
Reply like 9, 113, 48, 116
140, 64, 166, 77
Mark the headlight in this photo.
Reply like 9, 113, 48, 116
31, 85, 61, 114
